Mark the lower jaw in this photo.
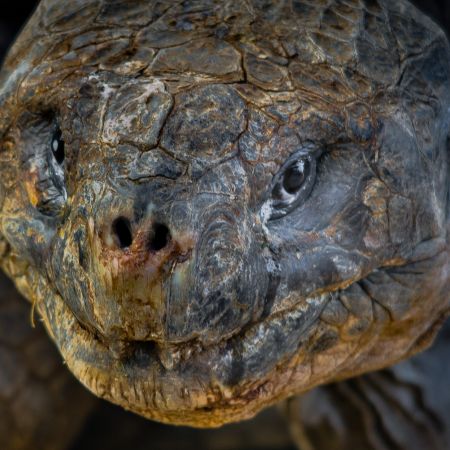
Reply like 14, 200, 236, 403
37, 282, 334, 426
36, 250, 449, 427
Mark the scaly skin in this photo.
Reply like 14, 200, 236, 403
0, 0, 449, 429
288, 319, 450, 450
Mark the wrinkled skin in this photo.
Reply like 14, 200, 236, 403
0, 0, 449, 428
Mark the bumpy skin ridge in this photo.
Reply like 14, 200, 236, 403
289, 318, 450, 450
0, 0, 449, 429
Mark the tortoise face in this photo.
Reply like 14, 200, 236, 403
0, 0, 449, 426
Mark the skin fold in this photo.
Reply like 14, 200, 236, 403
0, 0, 449, 430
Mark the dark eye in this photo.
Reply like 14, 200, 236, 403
51, 128, 65, 164
282, 160, 310, 194
264, 147, 320, 220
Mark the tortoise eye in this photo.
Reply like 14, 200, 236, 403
265, 147, 321, 220
51, 128, 65, 164
282, 160, 309, 194
19, 115, 67, 216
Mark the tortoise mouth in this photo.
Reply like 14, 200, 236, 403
35, 238, 448, 427
38, 279, 331, 427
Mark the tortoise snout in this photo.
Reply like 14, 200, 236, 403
79, 208, 195, 342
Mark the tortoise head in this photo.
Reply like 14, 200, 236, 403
0, 0, 449, 426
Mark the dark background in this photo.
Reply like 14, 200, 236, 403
1, 1, 449, 450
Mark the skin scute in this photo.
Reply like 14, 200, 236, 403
0, 0, 449, 442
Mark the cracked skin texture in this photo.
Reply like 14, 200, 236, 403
0, 0, 449, 429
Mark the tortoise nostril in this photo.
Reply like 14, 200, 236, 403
112, 217, 133, 249
149, 223, 171, 252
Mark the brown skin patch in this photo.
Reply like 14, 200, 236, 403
24, 168, 41, 208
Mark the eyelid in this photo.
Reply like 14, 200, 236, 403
19, 117, 67, 216
281, 144, 322, 164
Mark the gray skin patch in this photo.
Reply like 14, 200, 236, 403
0, 0, 449, 427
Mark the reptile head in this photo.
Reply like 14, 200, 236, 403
0, 0, 449, 427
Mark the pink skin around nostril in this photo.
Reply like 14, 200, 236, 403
93, 215, 195, 282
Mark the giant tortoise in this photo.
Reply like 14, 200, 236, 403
0, 0, 449, 449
